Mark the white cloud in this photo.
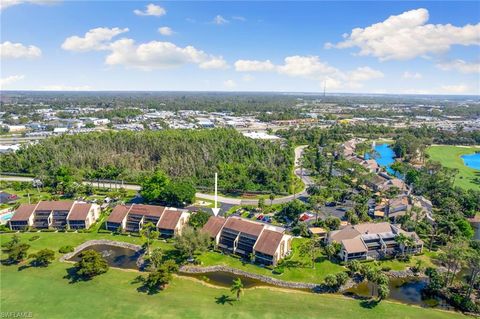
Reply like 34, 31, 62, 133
134, 3, 166, 17
105, 39, 226, 70
234, 59, 275, 72
39, 84, 92, 91
234, 55, 383, 90
402, 71, 423, 79
326, 8, 480, 61
276, 56, 341, 79
199, 57, 228, 69
436, 59, 480, 74
232, 16, 246, 22
348, 66, 384, 82
0, 0, 57, 11
62, 27, 226, 71
0, 75, 25, 87
213, 15, 229, 25
62, 27, 129, 52
440, 84, 472, 94
158, 26, 174, 36
223, 79, 236, 88
0, 41, 41, 59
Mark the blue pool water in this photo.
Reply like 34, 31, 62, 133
461, 152, 480, 170
365, 143, 396, 175
0, 212, 14, 222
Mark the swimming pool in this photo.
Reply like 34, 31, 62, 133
0, 212, 14, 223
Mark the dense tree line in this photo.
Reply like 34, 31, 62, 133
0, 129, 294, 193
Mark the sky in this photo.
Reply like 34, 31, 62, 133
1, 0, 479, 94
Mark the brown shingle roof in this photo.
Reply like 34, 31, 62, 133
157, 210, 182, 230
108, 205, 130, 223
342, 238, 368, 253
129, 204, 165, 217
35, 200, 74, 211
254, 229, 283, 256
11, 204, 37, 221
68, 203, 92, 221
202, 216, 226, 238
223, 217, 264, 237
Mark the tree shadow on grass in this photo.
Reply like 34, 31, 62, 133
215, 294, 235, 305
360, 299, 380, 309
131, 275, 165, 295
63, 266, 90, 284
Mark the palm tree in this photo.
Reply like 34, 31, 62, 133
395, 233, 413, 259
269, 193, 275, 206
140, 222, 159, 255
230, 278, 244, 301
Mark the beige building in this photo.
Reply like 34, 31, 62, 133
203, 216, 292, 266
106, 204, 189, 237
326, 222, 423, 262
9, 201, 100, 230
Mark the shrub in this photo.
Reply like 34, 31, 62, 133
335, 272, 349, 286
450, 293, 479, 313
324, 274, 338, 288
381, 266, 392, 272
273, 266, 284, 274
28, 235, 40, 242
59, 245, 75, 254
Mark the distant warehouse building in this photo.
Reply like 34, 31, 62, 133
202, 216, 292, 266
105, 204, 189, 238
9, 201, 100, 231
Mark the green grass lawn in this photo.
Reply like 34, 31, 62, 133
0, 233, 465, 319
199, 238, 346, 283
427, 145, 480, 191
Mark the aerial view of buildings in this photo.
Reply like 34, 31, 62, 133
0, 1, 479, 319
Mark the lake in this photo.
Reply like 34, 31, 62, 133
365, 143, 396, 175
461, 152, 480, 170
344, 277, 452, 309
68, 244, 142, 270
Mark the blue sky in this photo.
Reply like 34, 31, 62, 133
1, 1, 479, 94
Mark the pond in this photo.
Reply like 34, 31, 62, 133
68, 244, 142, 270
181, 271, 274, 289
365, 143, 397, 175
179, 271, 311, 292
461, 152, 480, 170
344, 277, 452, 309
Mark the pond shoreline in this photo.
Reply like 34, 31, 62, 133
59, 239, 145, 268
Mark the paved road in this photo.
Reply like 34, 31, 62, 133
0, 145, 313, 206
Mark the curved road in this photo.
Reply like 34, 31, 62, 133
0, 146, 312, 206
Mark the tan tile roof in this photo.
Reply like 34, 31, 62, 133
202, 216, 226, 238
309, 227, 327, 235
11, 204, 37, 221
35, 200, 74, 211
157, 210, 182, 230
354, 222, 393, 234
342, 238, 368, 253
223, 217, 264, 237
107, 205, 130, 223
329, 227, 361, 242
68, 203, 92, 221
254, 229, 283, 256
